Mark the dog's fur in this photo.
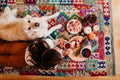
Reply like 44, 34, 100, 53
0, 7, 62, 41
0, 7, 17, 24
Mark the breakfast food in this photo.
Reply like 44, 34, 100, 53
67, 19, 82, 34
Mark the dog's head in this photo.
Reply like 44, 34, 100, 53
23, 15, 48, 39
23, 15, 41, 30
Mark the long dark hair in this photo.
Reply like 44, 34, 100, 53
28, 38, 62, 70
28, 38, 50, 67
40, 49, 62, 70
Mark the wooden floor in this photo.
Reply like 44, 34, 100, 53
112, 0, 120, 75
1, 74, 120, 80
0, 0, 120, 79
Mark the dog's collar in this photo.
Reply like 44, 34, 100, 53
25, 47, 36, 66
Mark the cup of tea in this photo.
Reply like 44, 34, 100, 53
64, 42, 71, 49
81, 48, 91, 58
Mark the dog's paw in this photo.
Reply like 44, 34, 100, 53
53, 12, 60, 17
57, 24, 62, 29
12, 9, 17, 16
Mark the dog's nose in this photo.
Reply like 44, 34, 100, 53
35, 22, 40, 27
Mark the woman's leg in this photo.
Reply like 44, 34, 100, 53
0, 43, 9, 54
0, 42, 29, 67
0, 55, 27, 67
0, 42, 28, 55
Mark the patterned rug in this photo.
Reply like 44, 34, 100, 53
0, 0, 115, 76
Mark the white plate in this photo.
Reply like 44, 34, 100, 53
67, 19, 82, 34
68, 36, 87, 62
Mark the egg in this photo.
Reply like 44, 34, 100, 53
93, 25, 100, 31
83, 26, 92, 34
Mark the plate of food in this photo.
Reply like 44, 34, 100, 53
68, 36, 91, 61
67, 19, 82, 34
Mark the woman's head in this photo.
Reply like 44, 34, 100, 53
28, 38, 62, 70
28, 38, 50, 65
40, 49, 62, 70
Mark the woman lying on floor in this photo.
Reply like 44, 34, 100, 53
0, 38, 63, 70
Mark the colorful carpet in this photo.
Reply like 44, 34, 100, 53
0, 0, 115, 76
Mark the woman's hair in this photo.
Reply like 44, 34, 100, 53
40, 49, 62, 70
28, 38, 62, 70
28, 38, 50, 66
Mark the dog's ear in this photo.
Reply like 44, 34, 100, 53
11, 9, 17, 16
4, 7, 11, 15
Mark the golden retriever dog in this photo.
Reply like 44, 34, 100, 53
0, 7, 62, 41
